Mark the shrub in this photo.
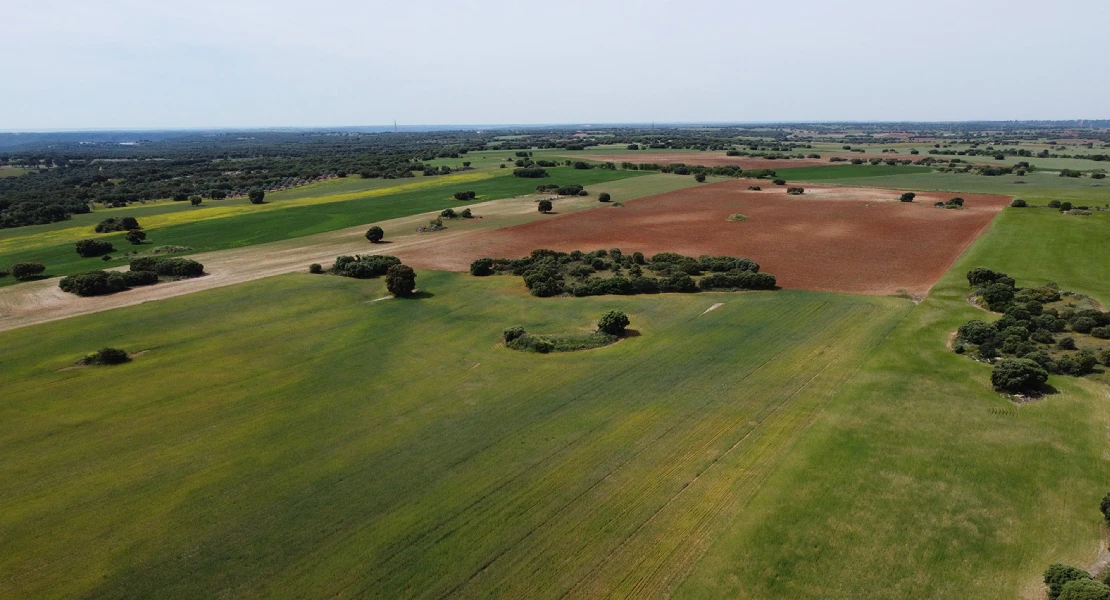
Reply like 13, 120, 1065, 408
59, 270, 130, 296
598, 192, 611, 202
1060, 201, 1073, 212
1099, 348, 1110, 367
365, 226, 384, 243
991, 358, 1048, 394
1091, 326, 1110, 339
556, 184, 583, 196
503, 326, 526, 343
453, 190, 477, 201
747, 185, 761, 191
440, 208, 457, 219
309, 263, 323, 274
967, 267, 1013, 288
1010, 198, 1027, 207
385, 264, 417, 297
190, 196, 202, 206
80, 347, 131, 366
124, 229, 147, 245
248, 189, 265, 204
786, 187, 805, 195
470, 258, 494, 276
694, 173, 706, 182
1046, 564, 1092, 600
947, 197, 965, 207
76, 239, 115, 257
332, 254, 399, 279
772, 178, 786, 185
597, 310, 630, 335
513, 167, 548, 178
129, 257, 205, 278
538, 200, 553, 213
10, 262, 46, 280
1059, 337, 1077, 350
1048, 200, 1062, 208
900, 192, 916, 202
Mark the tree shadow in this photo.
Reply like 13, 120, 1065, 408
371, 240, 394, 244
621, 329, 642, 338
403, 290, 435, 300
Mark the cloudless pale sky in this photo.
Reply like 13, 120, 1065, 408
2, 0, 1107, 130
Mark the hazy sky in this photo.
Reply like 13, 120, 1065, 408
2, 0, 1107, 130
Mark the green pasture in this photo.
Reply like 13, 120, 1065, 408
795, 168, 1110, 204
0, 272, 909, 599
678, 207, 1110, 599
0, 167, 645, 286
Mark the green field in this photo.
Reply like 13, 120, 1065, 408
797, 169, 1110, 205
0, 272, 910, 598
677, 208, 1110, 599
0, 167, 646, 286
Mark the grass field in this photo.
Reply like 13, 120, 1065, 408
798, 169, 1110, 205
0, 166, 28, 177
0, 167, 646, 286
676, 207, 1110, 599
0, 272, 910, 598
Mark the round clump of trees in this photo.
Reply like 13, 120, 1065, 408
1010, 198, 1027, 207
248, 189, 266, 204
597, 310, 630, 336
365, 226, 384, 243
991, 358, 1048, 394
538, 200, 553, 214
598, 192, 611, 202
900, 192, 916, 202
385, 264, 417, 297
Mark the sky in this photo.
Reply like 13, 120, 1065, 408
1, 0, 1107, 130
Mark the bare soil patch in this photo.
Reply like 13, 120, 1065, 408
577, 152, 862, 170
397, 179, 1012, 296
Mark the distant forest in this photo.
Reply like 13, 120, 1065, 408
1, 122, 1108, 230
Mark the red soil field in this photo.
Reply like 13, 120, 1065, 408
398, 180, 1012, 297
577, 152, 864, 170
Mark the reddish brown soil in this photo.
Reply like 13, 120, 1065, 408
397, 180, 1012, 296
577, 152, 867, 170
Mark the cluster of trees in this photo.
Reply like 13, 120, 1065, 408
502, 310, 629, 354
325, 254, 417, 296
59, 257, 205, 296
471, 249, 775, 298
453, 190, 477, 201
94, 216, 148, 244
953, 268, 1110, 392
